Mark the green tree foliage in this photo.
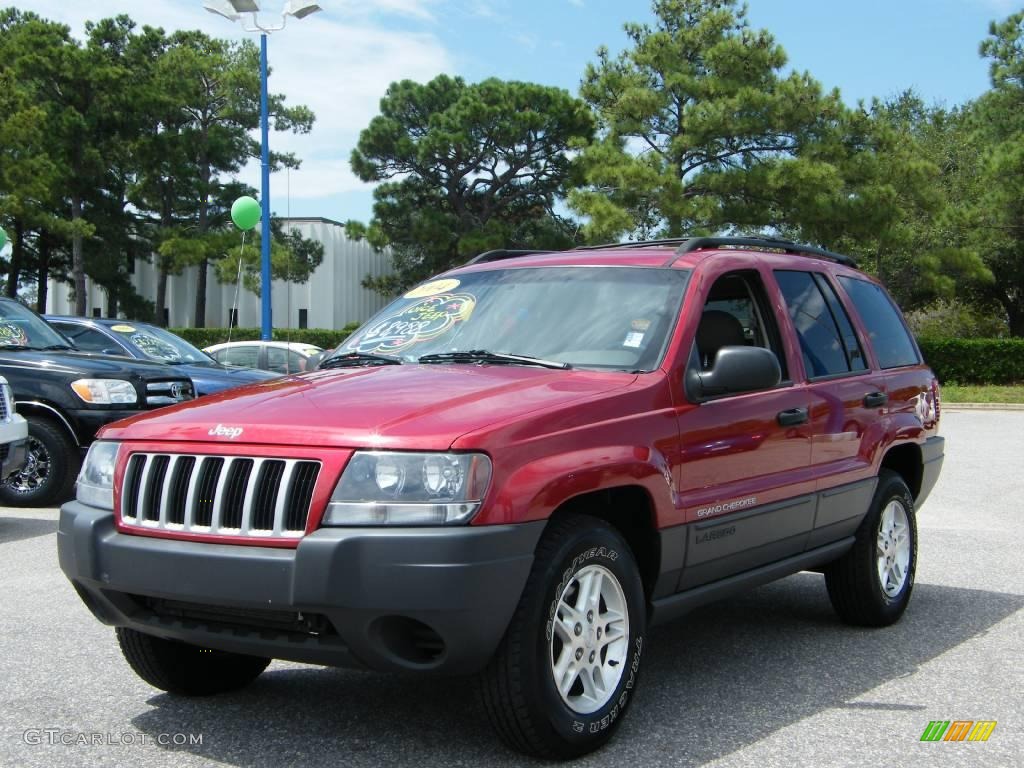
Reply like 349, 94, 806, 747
0, 9, 314, 326
348, 75, 594, 294
970, 11, 1024, 335
131, 30, 313, 326
210, 218, 325, 296
570, 0, 845, 241
779, 93, 991, 309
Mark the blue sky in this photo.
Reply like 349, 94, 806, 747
22, 0, 1015, 225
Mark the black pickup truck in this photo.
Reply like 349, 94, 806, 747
0, 298, 195, 507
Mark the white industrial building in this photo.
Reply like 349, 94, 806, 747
46, 218, 394, 329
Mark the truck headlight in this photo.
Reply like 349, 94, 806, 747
323, 451, 492, 526
76, 441, 120, 510
70, 379, 138, 405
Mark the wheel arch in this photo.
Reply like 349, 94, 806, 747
546, 485, 660, 603
879, 442, 923, 500
14, 401, 81, 446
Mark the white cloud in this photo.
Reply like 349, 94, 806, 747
23, 1, 454, 205
568, 0, 585, 7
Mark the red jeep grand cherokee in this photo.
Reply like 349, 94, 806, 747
58, 237, 944, 759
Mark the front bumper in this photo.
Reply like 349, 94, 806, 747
58, 501, 544, 674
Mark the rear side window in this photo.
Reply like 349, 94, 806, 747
775, 271, 866, 378
838, 276, 920, 369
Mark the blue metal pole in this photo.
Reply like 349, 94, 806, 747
259, 32, 272, 341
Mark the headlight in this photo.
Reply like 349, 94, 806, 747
323, 451, 492, 526
70, 379, 138, 405
76, 441, 120, 510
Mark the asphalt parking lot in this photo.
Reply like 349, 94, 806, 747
0, 410, 1020, 768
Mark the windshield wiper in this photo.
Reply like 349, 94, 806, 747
0, 344, 68, 351
319, 351, 403, 369
418, 350, 571, 370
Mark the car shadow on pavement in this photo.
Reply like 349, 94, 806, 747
0, 517, 57, 545
128, 574, 1023, 767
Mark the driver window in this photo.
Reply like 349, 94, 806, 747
693, 271, 788, 380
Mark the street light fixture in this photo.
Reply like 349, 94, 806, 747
203, 0, 322, 340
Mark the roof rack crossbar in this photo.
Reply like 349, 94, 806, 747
673, 236, 857, 268
464, 249, 556, 265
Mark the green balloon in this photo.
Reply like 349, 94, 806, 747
231, 196, 262, 231
0, 228, 7, 251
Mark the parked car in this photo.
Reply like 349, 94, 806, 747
0, 375, 28, 481
0, 297, 195, 507
58, 237, 943, 758
204, 340, 324, 374
45, 316, 279, 397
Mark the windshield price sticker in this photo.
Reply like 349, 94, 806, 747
403, 279, 462, 299
348, 293, 476, 354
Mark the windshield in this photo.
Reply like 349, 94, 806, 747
107, 323, 212, 365
0, 300, 73, 349
336, 267, 689, 371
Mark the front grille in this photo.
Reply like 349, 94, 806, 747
0, 383, 11, 421
120, 453, 320, 539
145, 379, 195, 407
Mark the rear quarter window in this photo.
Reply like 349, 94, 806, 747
837, 276, 920, 369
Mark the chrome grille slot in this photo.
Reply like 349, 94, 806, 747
166, 456, 195, 525
120, 453, 320, 541
194, 458, 224, 528
141, 455, 170, 522
252, 460, 286, 531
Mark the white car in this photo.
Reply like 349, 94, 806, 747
0, 375, 28, 481
202, 341, 324, 374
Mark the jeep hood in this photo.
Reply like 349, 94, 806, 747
100, 364, 636, 449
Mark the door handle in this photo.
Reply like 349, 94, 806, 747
863, 391, 889, 408
777, 407, 809, 427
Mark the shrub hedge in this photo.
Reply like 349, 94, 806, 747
170, 328, 1021, 384
917, 338, 1024, 385
173, 323, 360, 351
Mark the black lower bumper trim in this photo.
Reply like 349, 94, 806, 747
58, 501, 545, 674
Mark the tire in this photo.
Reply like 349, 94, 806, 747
479, 514, 646, 759
0, 415, 78, 507
825, 469, 918, 627
116, 627, 270, 696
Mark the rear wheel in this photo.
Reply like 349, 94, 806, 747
0, 415, 78, 507
479, 515, 646, 759
825, 470, 917, 626
116, 627, 270, 696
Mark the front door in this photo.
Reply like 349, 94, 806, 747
675, 266, 814, 590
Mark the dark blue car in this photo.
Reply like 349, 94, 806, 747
45, 316, 279, 397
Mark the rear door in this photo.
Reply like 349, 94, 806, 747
773, 270, 886, 547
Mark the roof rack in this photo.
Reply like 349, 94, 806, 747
673, 236, 857, 268
464, 249, 556, 265
573, 238, 693, 251
463, 236, 858, 269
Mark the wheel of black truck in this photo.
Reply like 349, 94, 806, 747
0, 416, 78, 507
479, 514, 646, 759
116, 628, 271, 696
825, 469, 918, 627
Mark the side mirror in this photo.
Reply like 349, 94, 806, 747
687, 346, 782, 400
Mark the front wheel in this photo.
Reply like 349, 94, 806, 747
479, 515, 646, 759
825, 470, 918, 626
116, 628, 271, 696
0, 415, 78, 507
